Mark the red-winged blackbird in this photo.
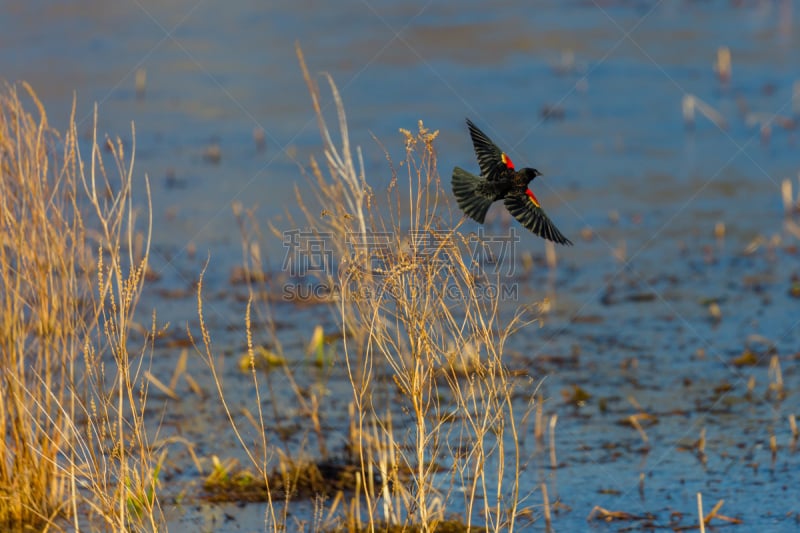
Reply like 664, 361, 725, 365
452, 119, 572, 245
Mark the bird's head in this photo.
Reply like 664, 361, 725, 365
521, 167, 542, 182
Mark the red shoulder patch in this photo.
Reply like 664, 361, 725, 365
525, 188, 540, 208
501, 153, 514, 170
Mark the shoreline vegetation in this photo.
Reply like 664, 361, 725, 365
1, 47, 544, 532
0, 82, 162, 530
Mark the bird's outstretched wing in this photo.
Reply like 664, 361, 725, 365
504, 189, 572, 245
466, 118, 515, 182
452, 167, 495, 223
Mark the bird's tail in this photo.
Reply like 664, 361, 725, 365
452, 167, 493, 224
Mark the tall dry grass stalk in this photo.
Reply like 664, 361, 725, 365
0, 82, 162, 530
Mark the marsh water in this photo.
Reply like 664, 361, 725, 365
3, 1, 800, 530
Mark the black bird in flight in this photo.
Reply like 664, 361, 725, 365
452, 118, 572, 245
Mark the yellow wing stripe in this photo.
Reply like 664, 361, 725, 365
525, 188, 540, 208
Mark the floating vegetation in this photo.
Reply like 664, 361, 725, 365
732, 350, 758, 367
587, 505, 655, 523
202, 455, 377, 502
562, 384, 591, 407
238, 346, 286, 372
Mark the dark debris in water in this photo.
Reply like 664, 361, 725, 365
156, 287, 194, 299
587, 500, 743, 530
202, 456, 381, 503
326, 519, 486, 533
600, 283, 660, 306
587, 505, 656, 523
570, 314, 605, 324
229, 265, 268, 285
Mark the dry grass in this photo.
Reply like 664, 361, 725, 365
1, 47, 545, 531
196, 46, 544, 532
0, 82, 163, 530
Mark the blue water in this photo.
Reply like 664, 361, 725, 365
2, 1, 799, 530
